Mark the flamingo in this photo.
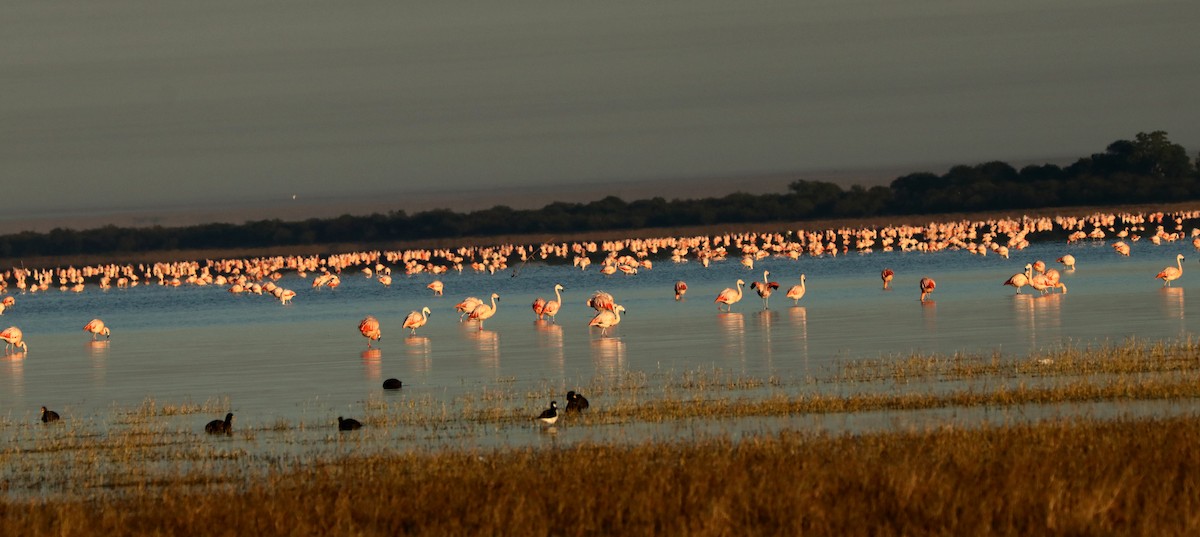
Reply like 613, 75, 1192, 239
714, 279, 745, 312
919, 277, 936, 302
468, 293, 500, 330
455, 296, 483, 321
402, 307, 431, 335
541, 284, 564, 322
881, 268, 894, 290
749, 270, 780, 310
358, 316, 381, 348
587, 291, 615, 311
427, 280, 443, 296
531, 298, 547, 320
1113, 241, 1131, 256
1044, 268, 1067, 294
786, 274, 806, 305
1057, 255, 1076, 270
674, 281, 688, 301
1032, 260, 1046, 275
1, 326, 27, 353
1156, 253, 1185, 286
589, 304, 626, 337
1003, 264, 1033, 294
278, 289, 296, 305
83, 319, 111, 340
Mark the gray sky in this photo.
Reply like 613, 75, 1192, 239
2, 0, 1198, 230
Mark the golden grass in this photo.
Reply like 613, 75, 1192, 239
6, 339, 1200, 535
5, 416, 1200, 536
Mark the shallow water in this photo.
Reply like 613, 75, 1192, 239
1, 240, 1198, 440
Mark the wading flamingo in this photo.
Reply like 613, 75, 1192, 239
402, 307, 431, 335
83, 319, 110, 340
469, 293, 500, 330
589, 304, 625, 337
1003, 264, 1033, 294
1156, 254, 1185, 286
786, 274, 806, 305
1113, 241, 1131, 256
674, 281, 688, 301
358, 316, 381, 348
881, 268, 894, 290
427, 280, 443, 296
1, 326, 27, 353
455, 297, 483, 321
587, 291, 615, 311
749, 270, 780, 310
1057, 255, 1076, 270
919, 277, 936, 303
714, 279, 745, 312
531, 298, 547, 320
541, 284, 564, 322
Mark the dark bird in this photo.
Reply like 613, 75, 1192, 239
536, 401, 559, 426
382, 378, 402, 390
565, 391, 589, 413
338, 416, 363, 431
40, 406, 60, 423
205, 413, 233, 435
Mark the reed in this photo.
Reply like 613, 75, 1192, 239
5, 415, 1200, 536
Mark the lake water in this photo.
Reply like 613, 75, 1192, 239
1, 239, 1198, 451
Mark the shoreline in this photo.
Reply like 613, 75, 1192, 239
5, 200, 1200, 270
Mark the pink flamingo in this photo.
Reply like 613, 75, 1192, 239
455, 297, 483, 321
714, 279, 746, 312
531, 298, 547, 320
919, 277, 936, 303
358, 316, 381, 348
1003, 264, 1032, 294
541, 284, 564, 322
749, 270, 780, 310
2, 326, 27, 353
1057, 255, 1076, 270
588, 304, 626, 337
427, 280, 444, 296
1113, 241, 1131, 256
83, 319, 111, 340
587, 291, 615, 311
785, 274, 806, 305
674, 281, 688, 301
881, 268, 894, 290
1156, 254, 1185, 286
402, 307, 431, 335
469, 293, 500, 330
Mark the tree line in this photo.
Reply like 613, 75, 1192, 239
2, 131, 1198, 259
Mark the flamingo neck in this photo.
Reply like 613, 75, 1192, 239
554, 287, 562, 303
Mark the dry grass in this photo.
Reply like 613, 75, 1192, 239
5, 416, 1200, 536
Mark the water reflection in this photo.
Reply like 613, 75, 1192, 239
717, 312, 745, 363
1160, 287, 1185, 337
920, 300, 936, 332
755, 310, 777, 369
468, 329, 500, 370
360, 348, 382, 379
788, 306, 809, 364
1013, 293, 1064, 348
404, 336, 432, 372
534, 320, 564, 375
3, 352, 25, 399
88, 341, 108, 387
590, 337, 626, 376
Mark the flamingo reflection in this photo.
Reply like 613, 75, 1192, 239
3, 353, 23, 397
469, 329, 500, 369
590, 336, 626, 375
535, 320, 565, 372
1161, 287, 1185, 337
405, 336, 432, 372
361, 348, 382, 379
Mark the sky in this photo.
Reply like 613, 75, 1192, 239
2, 0, 1198, 232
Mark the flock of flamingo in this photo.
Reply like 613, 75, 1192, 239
2, 208, 1199, 357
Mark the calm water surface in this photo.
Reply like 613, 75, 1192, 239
2, 240, 1199, 446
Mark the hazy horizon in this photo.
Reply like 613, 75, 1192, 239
3, 0, 1197, 232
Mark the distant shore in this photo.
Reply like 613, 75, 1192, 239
4, 200, 1199, 271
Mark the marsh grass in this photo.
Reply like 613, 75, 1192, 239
5, 415, 1200, 536
6, 340, 1200, 534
